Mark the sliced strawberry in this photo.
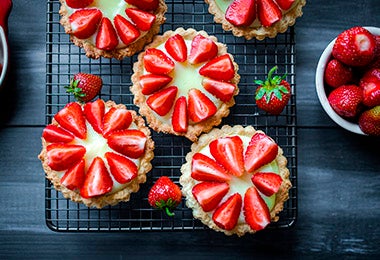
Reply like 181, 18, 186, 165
244, 133, 278, 173
202, 78, 236, 102
244, 187, 271, 231
124, 0, 159, 11
191, 153, 231, 182
46, 143, 86, 171
60, 159, 85, 191
188, 34, 218, 65
42, 125, 75, 143
105, 152, 138, 184
114, 14, 140, 45
66, 0, 94, 8
209, 136, 244, 177
54, 102, 87, 139
107, 129, 147, 159
251, 172, 283, 197
140, 74, 172, 95
126, 8, 156, 31
172, 96, 188, 133
188, 88, 217, 123
225, 0, 256, 27
102, 107, 133, 137
69, 9, 102, 39
164, 34, 188, 62
146, 86, 178, 116
275, 0, 295, 10
257, 0, 282, 27
96, 17, 118, 51
199, 54, 235, 81
212, 193, 242, 231
80, 157, 113, 198
83, 99, 105, 134
143, 48, 175, 75
192, 182, 229, 212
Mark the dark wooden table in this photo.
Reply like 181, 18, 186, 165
1, 0, 379, 258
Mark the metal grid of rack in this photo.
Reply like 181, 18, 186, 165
45, 0, 297, 232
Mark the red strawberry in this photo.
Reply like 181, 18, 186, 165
192, 182, 229, 212
148, 176, 182, 216
114, 14, 140, 45
143, 48, 175, 75
368, 35, 380, 69
102, 107, 133, 137
42, 125, 75, 143
125, 8, 156, 31
80, 157, 113, 198
124, 0, 159, 11
188, 34, 218, 65
359, 68, 380, 107
172, 96, 188, 133
244, 187, 271, 231
66, 0, 94, 8
46, 143, 86, 171
225, 0, 256, 27
65, 73, 103, 103
69, 9, 102, 39
209, 136, 244, 177
358, 105, 380, 136
146, 86, 178, 116
165, 34, 188, 62
275, 0, 295, 10
324, 59, 353, 88
255, 66, 291, 115
139, 74, 172, 95
60, 159, 85, 191
212, 193, 242, 231
332, 26, 376, 67
199, 54, 235, 81
251, 172, 283, 197
257, 0, 282, 27
107, 129, 147, 159
96, 17, 118, 51
202, 78, 236, 102
327, 84, 363, 119
54, 102, 87, 139
83, 99, 105, 134
244, 132, 278, 173
187, 88, 217, 123
105, 152, 138, 184
191, 153, 231, 182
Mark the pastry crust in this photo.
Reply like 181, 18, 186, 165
131, 28, 240, 142
38, 100, 155, 209
58, 0, 167, 59
205, 0, 306, 40
180, 125, 292, 236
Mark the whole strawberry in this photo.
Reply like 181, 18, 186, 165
65, 73, 103, 103
255, 66, 291, 115
359, 68, 380, 107
332, 26, 376, 67
148, 176, 182, 216
327, 84, 363, 119
324, 59, 353, 88
359, 106, 380, 136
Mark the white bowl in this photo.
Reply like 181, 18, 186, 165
315, 26, 380, 135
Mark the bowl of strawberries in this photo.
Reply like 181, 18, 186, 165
316, 26, 380, 136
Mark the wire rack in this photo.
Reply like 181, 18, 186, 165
45, 0, 297, 232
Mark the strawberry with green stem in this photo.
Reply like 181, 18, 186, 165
254, 66, 291, 115
65, 73, 103, 103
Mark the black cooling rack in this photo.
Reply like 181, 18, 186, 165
45, 0, 297, 232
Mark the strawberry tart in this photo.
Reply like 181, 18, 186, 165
180, 125, 291, 236
59, 0, 167, 59
131, 28, 240, 141
38, 99, 155, 208
205, 0, 306, 40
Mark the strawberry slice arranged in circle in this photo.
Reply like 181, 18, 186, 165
188, 34, 218, 64
212, 193, 242, 231
103, 107, 133, 137
188, 88, 217, 123
144, 48, 175, 75
66, 0, 94, 9
165, 34, 188, 62
209, 136, 245, 177
192, 182, 229, 212
96, 17, 118, 51
172, 96, 188, 133
139, 74, 172, 95
146, 86, 178, 116
60, 159, 86, 191
69, 9, 102, 39
244, 133, 279, 173
107, 129, 147, 159
225, 0, 256, 27
46, 143, 86, 171
83, 99, 105, 134
126, 8, 156, 32
199, 54, 235, 81
191, 153, 231, 182
244, 187, 271, 231
275, 0, 295, 10
251, 172, 283, 197
54, 102, 87, 139
42, 125, 75, 143
202, 78, 236, 102
125, 0, 159, 11
114, 14, 141, 45
105, 152, 138, 184
257, 0, 283, 27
